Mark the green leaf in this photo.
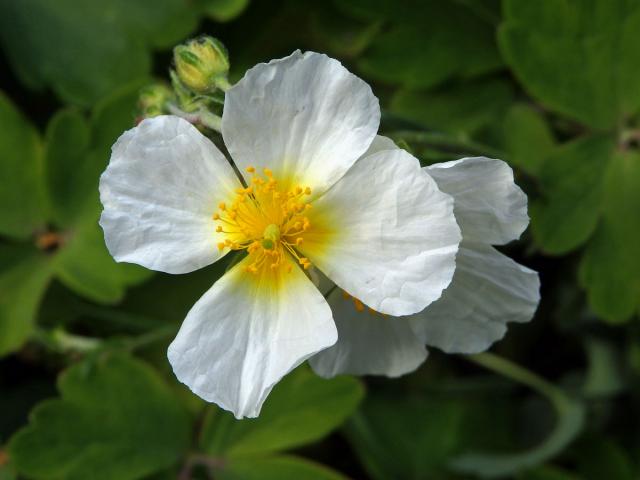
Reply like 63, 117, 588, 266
451, 353, 586, 478
582, 337, 626, 398
0, 244, 52, 356
579, 151, 640, 322
518, 465, 582, 480
310, 6, 381, 58
345, 394, 467, 480
54, 221, 150, 305
0, 92, 45, 239
0, 466, 16, 480
0, 1, 197, 106
9, 353, 191, 480
391, 77, 513, 137
499, 0, 640, 129
530, 135, 615, 254
218, 455, 348, 480
502, 103, 555, 177
357, 0, 502, 89
44, 83, 152, 304
199, 366, 364, 456
44, 110, 93, 228
574, 437, 635, 480
196, 0, 250, 22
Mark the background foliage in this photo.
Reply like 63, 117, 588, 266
1, 0, 639, 478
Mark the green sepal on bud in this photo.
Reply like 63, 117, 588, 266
137, 83, 174, 118
173, 36, 230, 94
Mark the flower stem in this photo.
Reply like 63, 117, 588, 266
452, 352, 586, 477
465, 351, 560, 401
167, 103, 222, 132
214, 76, 232, 92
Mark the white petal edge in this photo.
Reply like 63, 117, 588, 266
426, 157, 529, 245
222, 50, 380, 196
409, 242, 540, 354
309, 288, 428, 378
167, 257, 337, 419
302, 148, 461, 317
99, 116, 241, 274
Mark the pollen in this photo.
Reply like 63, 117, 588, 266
212, 168, 313, 274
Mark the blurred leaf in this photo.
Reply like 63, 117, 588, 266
356, 0, 502, 88
54, 222, 150, 305
310, 6, 381, 58
9, 353, 191, 480
345, 394, 468, 480
90, 82, 145, 159
196, 0, 250, 22
0, 0, 197, 106
531, 135, 615, 255
44, 110, 93, 227
582, 337, 626, 398
0, 244, 52, 356
579, 151, 640, 322
518, 465, 582, 480
37, 84, 151, 304
451, 354, 586, 478
0, 92, 45, 239
200, 366, 364, 456
0, 378, 55, 443
499, 0, 640, 129
218, 455, 347, 480
0, 466, 16, 480
503, 104, 555, 177
391, 77, 513, 137
574, 437, 635, 480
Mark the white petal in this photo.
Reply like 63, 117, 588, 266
301, 148, 461, 316
426, 157, 529, 245
222, 51, 380, 195
99, 116, 241, 274
362, 135, 398, 156
309, 288, 428, 378
409, 243, 540, 353
167, 257, 337, 419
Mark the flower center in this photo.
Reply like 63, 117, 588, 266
213, 166, 313, 274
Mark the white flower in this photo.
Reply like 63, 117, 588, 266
309, 137, 541, 379
98, 52, 461, 418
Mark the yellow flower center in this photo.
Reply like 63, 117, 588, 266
213, 166, 313, 274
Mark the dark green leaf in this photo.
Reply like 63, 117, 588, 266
0, 92, 45, 239
0, 244, 52, 356
579, 151, 640, 322
503, 104, 555, 177
0, 1, 197, 106
518, 465, 582, 480
196, 0, 250, 22
358, 0, 502, 88
391, 77, 513, 137
218, 455, 348, 480
54, 221, 150, 305
574, 437, 635, 480
44, 110, 93, 228
345, 394, 467, 480
200, 366, 364, 456
9, 353, 191, 480
531, 135, 615, 254
499, 0, 640, 128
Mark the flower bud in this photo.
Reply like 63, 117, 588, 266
173, 36, 230, 94
137, 83, 173, 118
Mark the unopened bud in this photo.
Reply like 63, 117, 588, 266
173, 36, 230, 94
138, 83, 173, 118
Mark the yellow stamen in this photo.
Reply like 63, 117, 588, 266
211, 168, 314, 275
